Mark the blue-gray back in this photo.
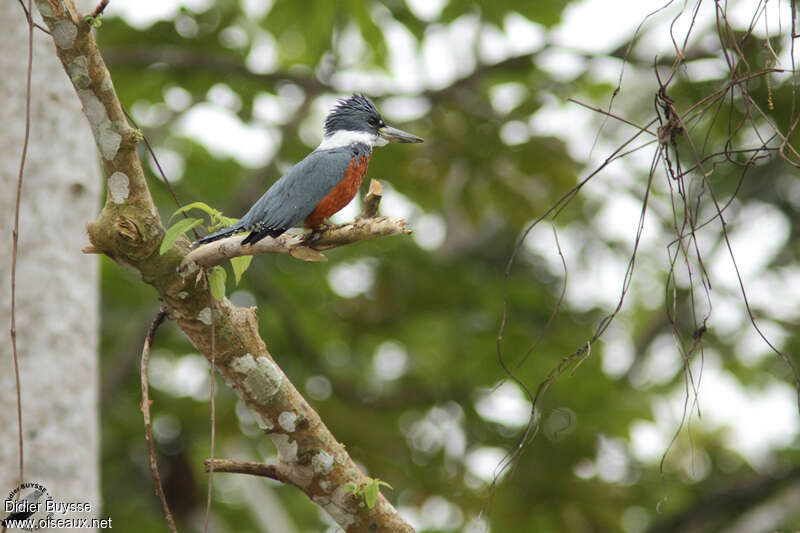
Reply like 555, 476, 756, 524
240, 143, 371, 232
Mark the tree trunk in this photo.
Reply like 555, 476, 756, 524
0, 0, 101, 526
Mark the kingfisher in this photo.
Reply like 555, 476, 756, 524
195, 94, 423, 246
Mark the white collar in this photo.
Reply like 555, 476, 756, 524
316, 130, 387, 150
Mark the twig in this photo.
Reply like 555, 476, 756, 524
120, 106, 183, 209
510, 223, 568, 373
140, 307, 178, 533
120, 106, 198, 240
490, 118, 655, 492
357, 179, 383, 219
90, 0, 109, 18
568, 97, 658, 136
9, 0, 35, 515
15, 0, 50, 34
203, 459, 290, 484
202, 283, 216, 533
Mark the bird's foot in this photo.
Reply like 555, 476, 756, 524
308, 220, 336, 239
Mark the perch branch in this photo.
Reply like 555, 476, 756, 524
32, 2, 415, 531
180, 180, 409, 272
140, 307, 178, 533
203, 459, 289, 484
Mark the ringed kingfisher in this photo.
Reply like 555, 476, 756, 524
195, 94, 423, 246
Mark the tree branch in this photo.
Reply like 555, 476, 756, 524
33, 2, 414, 531
203, 459, 289, 484
104, 47, 332, 95
646, 469, 800, 533
182, 215, 409, 270
181, 180, 409, 271
140, 307, 178, 533
103, 45, 537, 103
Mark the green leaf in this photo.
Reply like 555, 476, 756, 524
344, 482, 360, 496
169, 201, 217, 223
364, 480, 379, 509
208, 266, 227, 301
376, 480, 393, 490
230, 255, 253, 285
360, 478, 392, 509
160, 217, 202, 255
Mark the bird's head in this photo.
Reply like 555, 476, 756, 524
322, 94, 424, 148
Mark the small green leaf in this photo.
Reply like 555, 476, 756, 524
364, 481, 379, 509
230, 255, 253, 285
208, 266, 227, 301
160, 217, 202, 255
344, 482, 360, 496
170, 202, 217, 222
376, 480, 393, 490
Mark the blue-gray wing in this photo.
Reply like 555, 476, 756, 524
239, 146, 361, 233
194, 144, 371, 246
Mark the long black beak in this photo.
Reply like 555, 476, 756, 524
378, 125, 424, 143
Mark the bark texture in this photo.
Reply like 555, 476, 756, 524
30, 1, 415, 531
0, 0, 101, 525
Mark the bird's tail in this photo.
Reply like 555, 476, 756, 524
194, 221, 246, 246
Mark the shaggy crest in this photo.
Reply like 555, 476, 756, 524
324, 94, 384, 136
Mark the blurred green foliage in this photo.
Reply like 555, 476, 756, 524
94, 1, 800, 532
